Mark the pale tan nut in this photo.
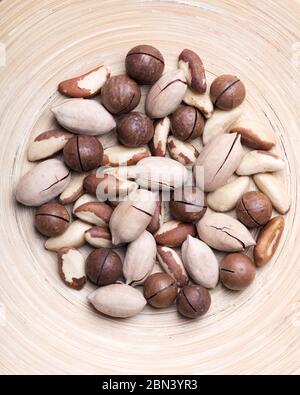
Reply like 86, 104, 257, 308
72, 193, 98, 214
83, 173, 138, 201
202, 106, 243, 144
57, 247, 86, 290
253, 216, 284, 267
85, 226, 114, 248
58, 65, 110, 98
181, 235, 219, 289
183, 87, 214, 119
88, 283, 147, 318
253, 173, 291, 214
147, 197, 164, 234
27, 129, 73, 162
145, 70, 187, 118
236, 150, 285, 176
194, 133, 244, 192
45, 220, 91, 252
149, 117, 170, 157
155, 220, 196, 248
74, 201, 113, 226
132, 157, 189, 191
167, 135, 199, 165
157, 245, 189, 287
178, 49, 206, 93
15, 159, 71, 206
109, 189, 158, 245
102, 145, 150, 167
207, 176, 250, 212
59, 172, 86, 205
197, 213, 256, 252
52, 99, 116, 136
230, 120, 276, 150
124, 231, 156, 286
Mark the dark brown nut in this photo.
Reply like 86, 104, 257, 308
170, 186, 207, 223
236, 191, 272, 228
220, 253, 256, 291
57, 247, 86, 290
125, 44, 165, 85
86, 248, 122, 286
254, 216, 284, 267
178, 49, 207, 93
35, 203, 70, 237
117, 112, 154, 147
155, 220, 196, 247
143, 273, 178, 308
170, 106, 205, 141
101, 75, 141, 115
63, 135, 103, 172
210, 75, 246, 110
176, 285, 211, 319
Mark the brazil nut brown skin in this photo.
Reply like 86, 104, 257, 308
170, 186, 207, 223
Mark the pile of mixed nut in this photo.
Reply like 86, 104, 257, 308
15, 45, 290, 319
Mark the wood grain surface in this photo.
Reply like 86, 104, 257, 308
0, 0, 300, 374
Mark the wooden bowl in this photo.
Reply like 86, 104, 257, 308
0, 0, 300, 374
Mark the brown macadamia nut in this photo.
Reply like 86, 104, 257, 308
220, 253, 256, 291
35, 203, 70, 237
63, 135, 103, 172
125, 45, 165, 85
210, 75, 246, 110
86, 248, 123, 285
143, 272, 177, 308
170, 186, 207, 223
236, 191, 272, 228
171, 106, 205, 141
101, 75, 141, 115
176, 285, 211, 319
117, 112, 154, 147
